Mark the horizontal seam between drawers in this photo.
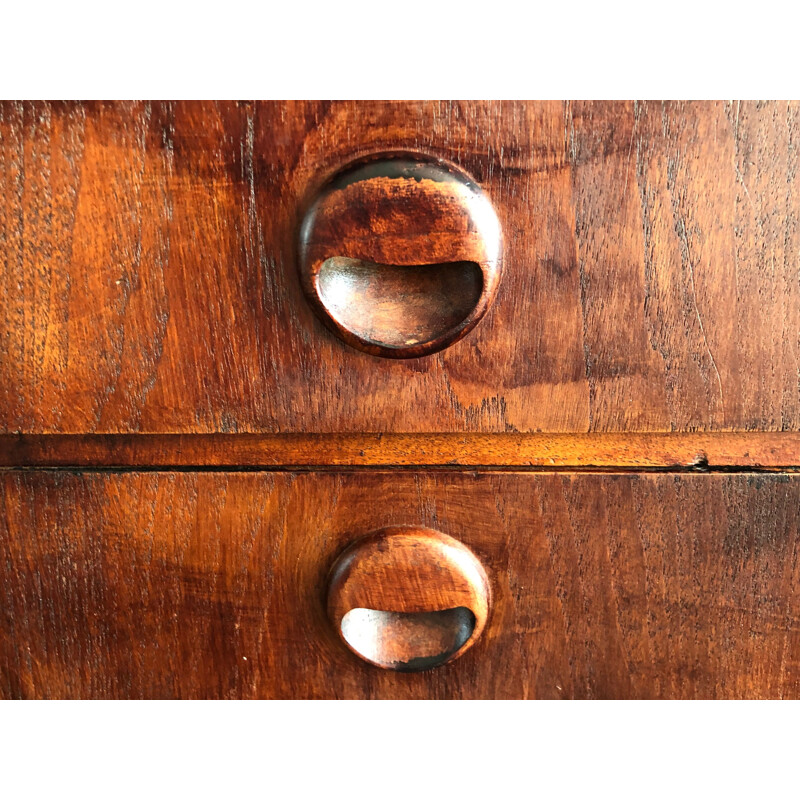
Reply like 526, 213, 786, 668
1, 432, 799, 470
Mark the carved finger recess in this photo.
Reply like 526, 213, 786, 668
326, 527, 491, 671
298, 154, 503, 358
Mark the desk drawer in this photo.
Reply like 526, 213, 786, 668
2, 101, 798, 435
2, 470, 798, 699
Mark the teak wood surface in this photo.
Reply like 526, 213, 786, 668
1, 101, 799, 700
2, 470, 799, 700
298, 155, 503, 357
1, 101, 799, 434
2, 431, 799, 469
327, 526, 491, 670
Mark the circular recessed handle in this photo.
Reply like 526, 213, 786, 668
327, 526, 491, 671
298, 154, 503, 358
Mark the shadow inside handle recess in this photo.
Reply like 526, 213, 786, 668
340, 606, 475, 671
317, 257, 483, 349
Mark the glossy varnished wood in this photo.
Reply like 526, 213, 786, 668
2, 100, 799, 701
2, 470, 799, 699
298, 155, 502, 357
2, 431, 799, 468
2, 101, 798, 433
327, 527, 490, 670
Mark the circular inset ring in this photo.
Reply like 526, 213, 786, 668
298, 154, 503, 358
327, 526, 491, 671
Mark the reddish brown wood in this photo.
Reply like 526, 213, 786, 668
2, 101, 798, 434
2, 101, 799, 702
298, 155, 502, 357
2, 431, 800, 469
327, 527, 490, 670
2, 470, 799, 699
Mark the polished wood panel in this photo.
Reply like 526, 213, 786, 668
2, 101, 798, 434
3, 431, 799, 468
2, 470, 798, 699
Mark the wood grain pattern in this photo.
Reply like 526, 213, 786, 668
2, 431, 799, 468
327, 526, 490, 670
299, 155, 502, 357
2, 101, 798, 434
2, 470, 799, 699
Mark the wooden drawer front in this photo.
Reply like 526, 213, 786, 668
2, 470, 798, 699
2, 101, 798, 435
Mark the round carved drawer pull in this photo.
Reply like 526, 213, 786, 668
298, 154, 503, 358
326, 526, 491, 671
